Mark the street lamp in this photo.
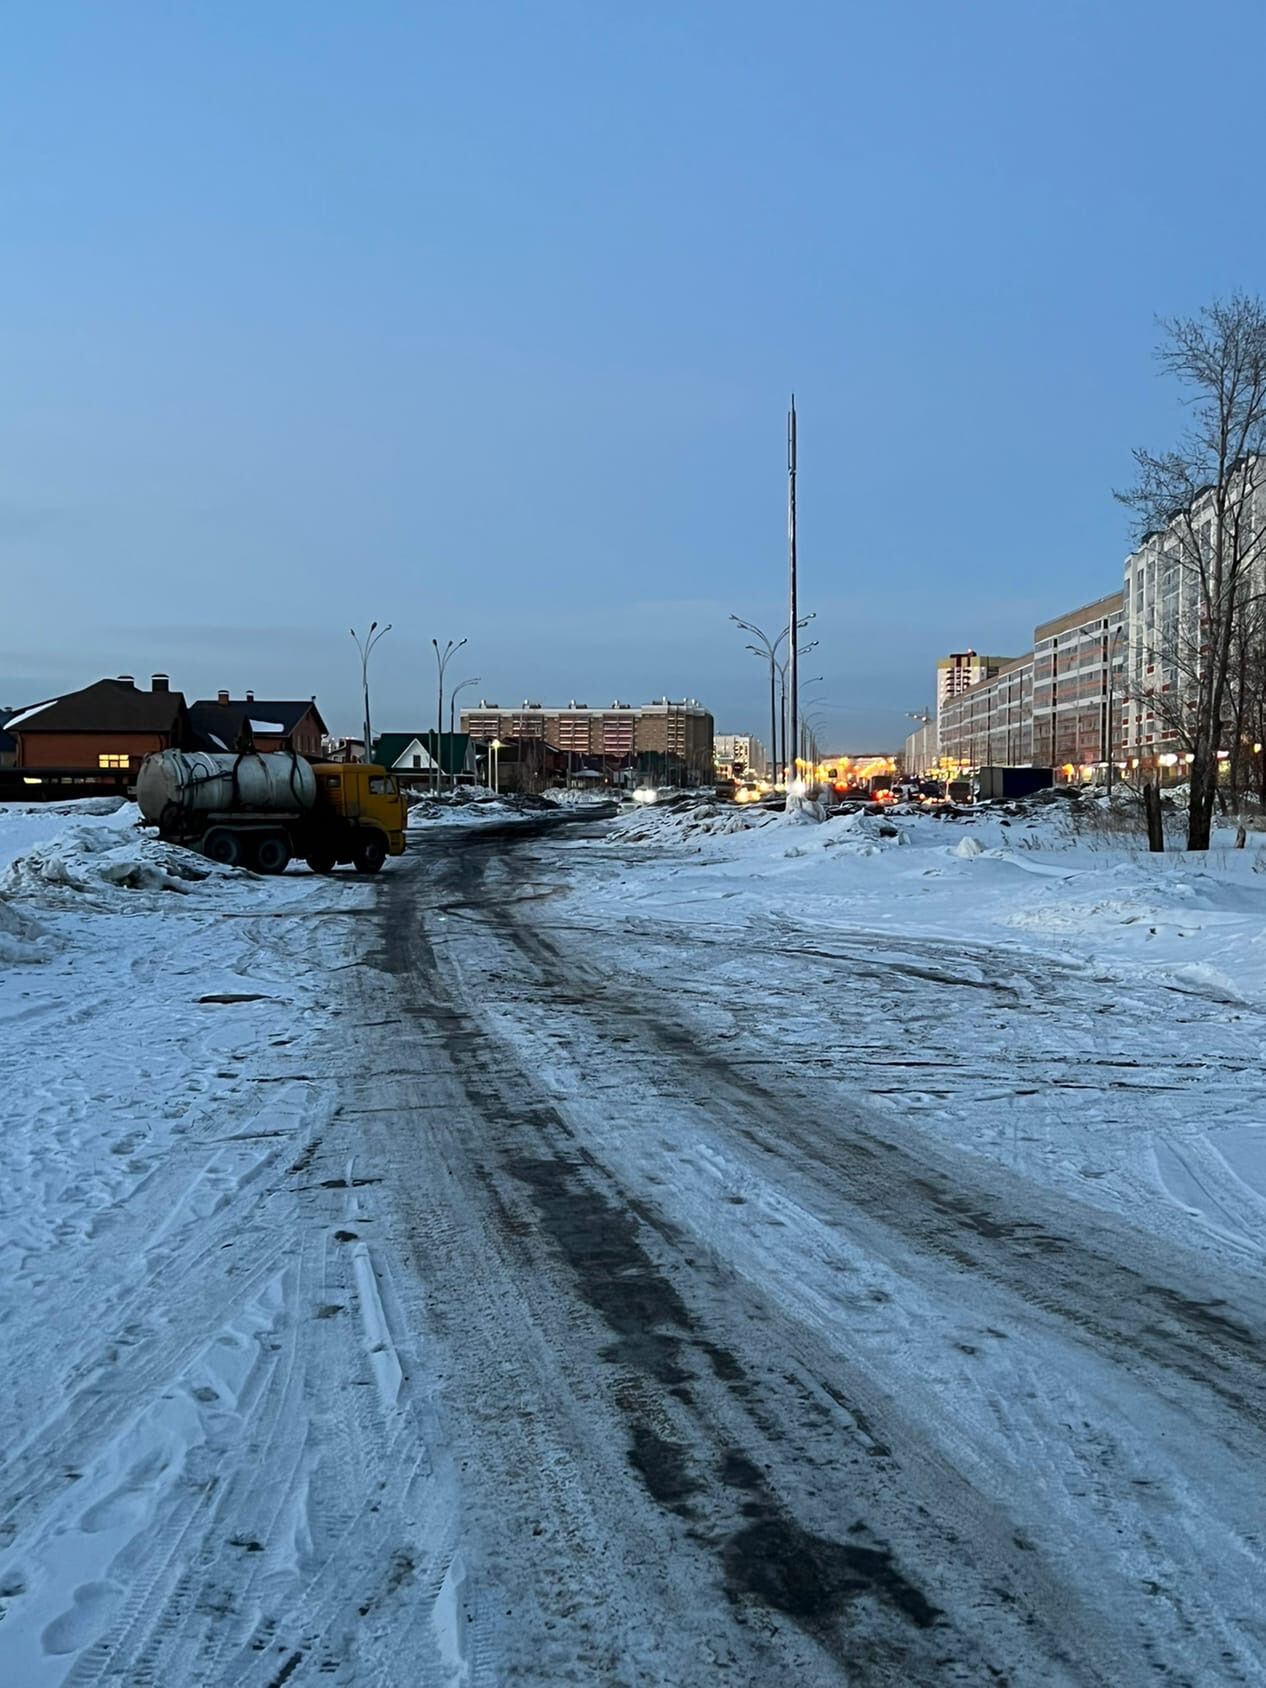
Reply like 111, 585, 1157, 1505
489, 738, 503, 795
448, 676, 481, 786
775, 642, 818, 780
730, 611, 815, 782
432, 637, 468, 793
351, 622, 392, 764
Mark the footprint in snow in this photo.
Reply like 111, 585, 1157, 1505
42, 1580, 118, 1655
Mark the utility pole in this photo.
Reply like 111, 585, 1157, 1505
786, 395, 798, 793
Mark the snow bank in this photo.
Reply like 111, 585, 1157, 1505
0, 822, 225, 903
578, 798, 1266, 1004
0, 798, 134, 873
0, 894, 48, 964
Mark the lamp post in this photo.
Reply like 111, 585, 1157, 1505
730, 611, 815, 783
489, 738, 503, 795
432, 637, 467, 793
351, 622, 392, 764
1105, 619, 1125, 797
776, 641, 818, 781
448, 676, 480, 788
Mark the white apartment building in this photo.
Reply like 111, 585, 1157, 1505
714, 734, 769, 779
1122, 463, 1266, 759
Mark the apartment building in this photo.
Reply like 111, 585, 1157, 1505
714, 734, 769, 779
939, 654, 1034, 769
1122, 466, 1266, 758
461, 698, 715, 782
936, 652, 1013, 713
1031, 592, 1124, 771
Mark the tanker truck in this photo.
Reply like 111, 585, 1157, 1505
136, 750, 408, 875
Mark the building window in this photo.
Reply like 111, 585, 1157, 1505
98, 754, 129, 769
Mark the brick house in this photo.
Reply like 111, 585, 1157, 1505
189, 692, 328, 758
7, 675, 193, 784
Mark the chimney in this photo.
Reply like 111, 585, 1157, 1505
217, 688, 230, 705
117, 674, 135, 686
151, 673, 169, 693
246, 689, 255, 703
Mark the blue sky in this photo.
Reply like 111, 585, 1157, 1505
2, 1, 1263, 747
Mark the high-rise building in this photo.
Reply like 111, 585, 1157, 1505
1122, 466, 1266, 759
936, 652, 1013, 714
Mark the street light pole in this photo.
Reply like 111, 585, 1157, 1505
730, 611, 815, 785
351, 622, 392, 764
432, 637, 468, 793
1105, 619, 1125, 797
448, 676, 480, 787
787, 396, 798, 793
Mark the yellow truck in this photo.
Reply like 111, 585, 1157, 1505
136, 751, 408, 875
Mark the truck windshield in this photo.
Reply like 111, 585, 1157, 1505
368, 776, 397, 796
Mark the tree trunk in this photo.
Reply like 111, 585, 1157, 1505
1144, 782, 1165, 852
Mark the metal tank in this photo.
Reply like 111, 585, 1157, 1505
136, 751, 318, 823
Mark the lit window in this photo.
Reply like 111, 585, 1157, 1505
98, 754, 129, 769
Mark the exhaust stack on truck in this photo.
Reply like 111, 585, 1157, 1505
136, 751, 407, 876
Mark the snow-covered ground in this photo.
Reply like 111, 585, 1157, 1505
2, 796, 1264, 1682
0, 806, 379, 1684
574, 798, 1266, 1262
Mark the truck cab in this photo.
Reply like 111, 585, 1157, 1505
310, 763, 408, 872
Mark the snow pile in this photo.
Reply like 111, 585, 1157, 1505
0, 823, 225, 902
542, 786, 619, 808
0, 893, 48, 964
612, 800, 774, 845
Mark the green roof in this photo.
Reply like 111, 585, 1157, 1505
373, 731, 471, 776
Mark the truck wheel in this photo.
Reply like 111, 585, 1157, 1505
203, 828, 242, 867
305, 849, 335, 875
254, 833, 292, 875
352, 834, 387, 874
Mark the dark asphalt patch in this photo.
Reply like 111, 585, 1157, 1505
505, 1149, 943, 1648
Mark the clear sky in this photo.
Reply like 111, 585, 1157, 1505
2, 1, 1263, 748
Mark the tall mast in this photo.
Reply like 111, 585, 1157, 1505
786, 394, 798, 789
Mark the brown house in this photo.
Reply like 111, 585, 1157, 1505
189, 692, 327, 759
8, 675, 192, 784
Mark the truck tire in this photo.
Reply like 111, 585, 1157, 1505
305, 849, 336, 875
203, 828, 242, 867
352, 833, 387, 874
254, 833, 292, 875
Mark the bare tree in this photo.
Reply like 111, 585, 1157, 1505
1117, 294, 1266, 849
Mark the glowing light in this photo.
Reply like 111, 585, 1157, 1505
632, 787, 659, 805
1184, 753, 1195, 764
1216, 750, 1230, 761
786, 779, 808, 799
1158, 753, 1179, 767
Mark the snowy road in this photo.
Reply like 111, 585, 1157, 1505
3, 815, 1265, 1684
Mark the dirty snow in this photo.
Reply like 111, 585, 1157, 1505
3, 796, 1266, 1682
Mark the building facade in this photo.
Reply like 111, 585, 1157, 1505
939, 654, 1035, 769
714, 734, 769, 779
461, 698, 715, 783
936, 652, 1014, 714
1122, 467, 1266, 760
1031, 592, 1124, 773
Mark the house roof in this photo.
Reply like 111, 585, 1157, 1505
189, 698, 327, 750
373, 731, 471, 776
4, 679, 187, 735
373, 733, 436, 771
